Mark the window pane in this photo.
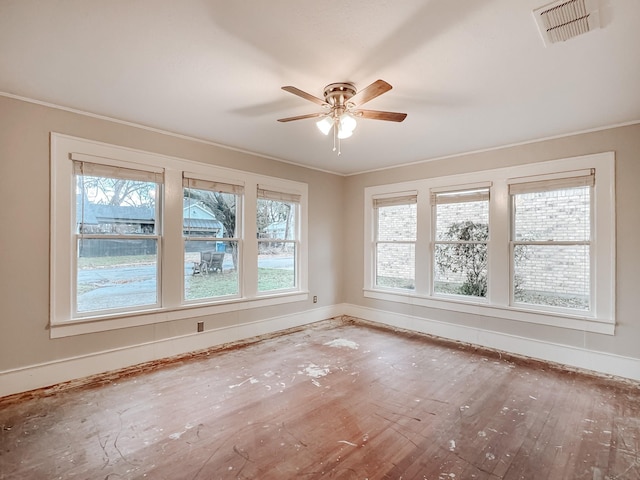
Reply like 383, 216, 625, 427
258, 242, 295, 292
434, 192, 488, 298
257, 199, 296, 240
75, 172, 160, 315
436, 200, 488, 241
257, 197, 297, 293
376, 243, 415, 290
377, 204, 416, 242
513, 244, 589, 310
76, 175, 157, 235
183, 188, 237, 238
77, 239, 158, 313
183, 187, 239, 301
434, 243, 487, 297
184, 240, 238, 300
514, 187, 590, 241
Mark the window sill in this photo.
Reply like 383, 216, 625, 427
363, 288, 615, 335
50, 291, 309, 338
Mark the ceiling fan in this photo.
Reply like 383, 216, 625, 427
278, 79, 407, 154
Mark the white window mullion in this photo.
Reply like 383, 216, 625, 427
244, 183, 258, 298
162, 169, 183, 308
488, 182, 510, 307
414, 190, 430, 294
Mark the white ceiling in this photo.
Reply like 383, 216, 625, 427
1, 0, 639, 175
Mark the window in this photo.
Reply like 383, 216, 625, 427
75, 159, 163, 316
256, 188, 300, 293
51, 134, 308, 337
183, 176, 243, 301
373, 194, 417, 290
432, 187, 490, 298
509, 170, 593, 311
363, 152, 615, 334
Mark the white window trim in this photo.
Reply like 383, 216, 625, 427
509, 169, 594, 312
50, 133, 308, 338
373, 192, 418, 290
431, 184, 491, 300
256, 185, 302, 295
74, 159, 164, 316
363, 152, 615, 335
182, 175, 244, 303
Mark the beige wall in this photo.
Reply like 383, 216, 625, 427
0, 95, 345, 373
1, 92, 638, 389
344, 123, 640, 359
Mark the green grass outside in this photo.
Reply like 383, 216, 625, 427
185, 268, 294, 300
78, 254, 294, 299
185, 270, 239, 299
78, 255, 156, 269
376, 276, 415, 290
258, 268, 295, 292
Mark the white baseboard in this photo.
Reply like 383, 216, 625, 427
342, 303, 640, 382
0, 305, 341, 398
3, 303, 639, 398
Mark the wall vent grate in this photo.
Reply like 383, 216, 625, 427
533, 0, 600, 46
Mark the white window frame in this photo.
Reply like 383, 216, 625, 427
372, 192, 418, 291
508, 169, 595, 313
50, 133, 308, 338
363, 152, 615, 335
431, 184, 491, 300
73, 158, 164, 316
256, 186, 302, 294
182, 174, 244, 303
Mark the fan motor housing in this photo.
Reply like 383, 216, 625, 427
323, 82, 356, 107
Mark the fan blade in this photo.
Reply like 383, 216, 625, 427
355, 109, 407, 122
277, 112, 326, 122
349, 79, 392, 107
281, 86, 327, 106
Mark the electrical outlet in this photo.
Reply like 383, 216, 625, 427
313, 296, 318, 303
197, 321, 204, 332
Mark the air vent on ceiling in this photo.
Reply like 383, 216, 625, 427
533, 0, 600, 46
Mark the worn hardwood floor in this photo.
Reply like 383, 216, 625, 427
1, 318, 640, 479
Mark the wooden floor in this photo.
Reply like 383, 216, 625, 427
1, 318, 640, 479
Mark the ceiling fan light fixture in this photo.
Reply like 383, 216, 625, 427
337, 128, 353, 140
336, 113, 356, 139
339, 113, 357, 135
316, 116, 334, 136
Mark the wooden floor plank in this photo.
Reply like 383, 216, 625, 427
1, 318, 639, 479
